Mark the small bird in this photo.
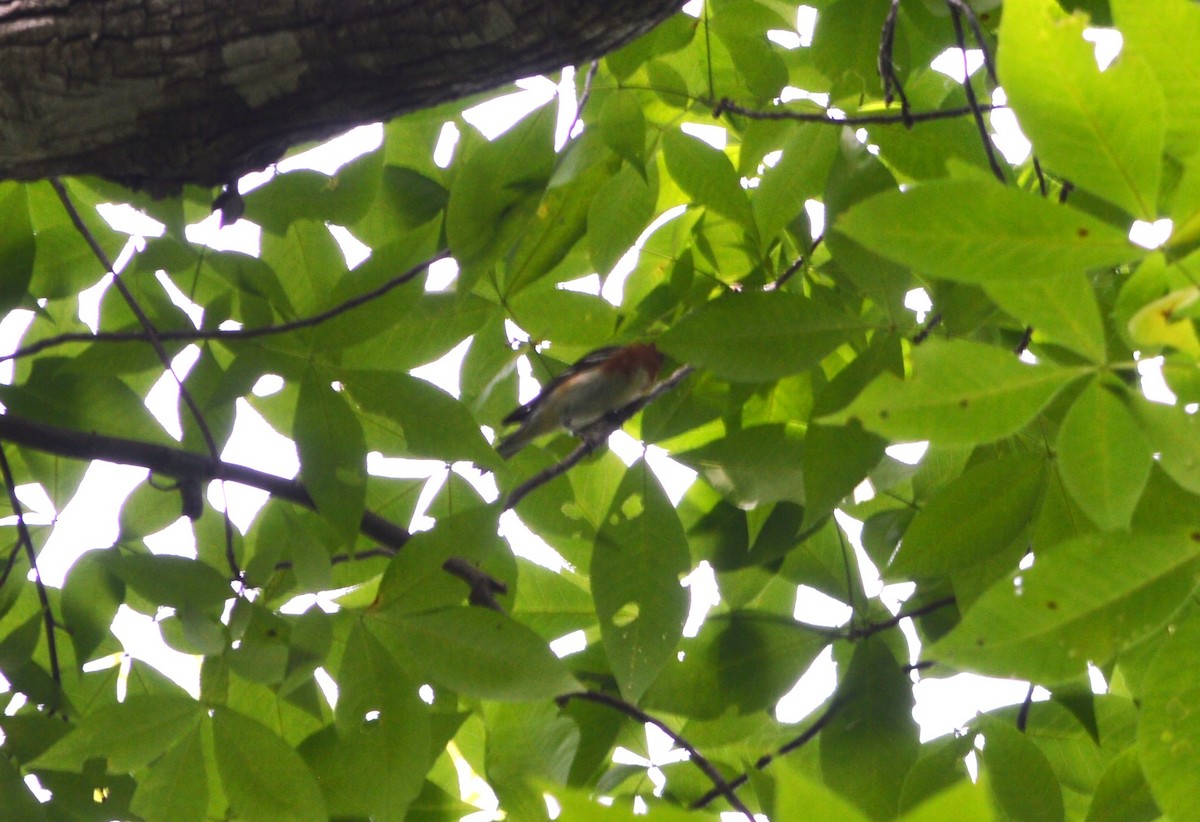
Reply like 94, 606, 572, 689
496, 343, 665, 459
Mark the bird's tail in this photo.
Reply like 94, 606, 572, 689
495, 427, 534, 460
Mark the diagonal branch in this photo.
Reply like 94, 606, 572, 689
0, 446, 61, 689
50, 179, 241, 574
0, 249, 450, 365
0, 412, 411, 554
557, 690, 755, 822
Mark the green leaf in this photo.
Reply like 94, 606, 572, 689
675, 424, 806, 508
61, 549, 124, 664
375, 506, 504, 617
661, 130, 755, 233
899, 779, 995, 822
319, 623, 430, 819
213, 706, 327, 822
977, 715, 1064, 822
109, 553, 231, 617
342, 369, 497, 467
821, 640, 920, 819
1000, 0, 1163, 217
1085, 748, 1159, 822
129, 727, 207, 822
593, 459, 690, 702
505, 134, 618, 295
598, 92, 647, 171
33, 695, 202, 772
822, 339, 1085, 444
261, 219, 347, 316
1132, 397, 1200, 495
0, 755, 45, 821
295, 375, 367, 547
0, 183, 35, 312
983, 272, 1107, 362
588, 163, 657, 275
1056, 380, 1152, 531
930, 529, 1200, 681
643, 611, 828, 719
658, 291, 868, 382
507, 287, 621, 348
774, 766, 870, 822
752, 124, 839, 247
836, 181, 1141, 283
446, 105, 555, 267
892, 454, 1046, 578
1138, 609, 1200, 822
1112, 0, 1200, 161
370, 607, 578, 701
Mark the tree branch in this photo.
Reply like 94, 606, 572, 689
0, 412, 411, 553
557, 690, 755, 821
51, 178, 242, 575
712, 97, 1000, 126
0, 250, 450, 366
0, 446, 60, 690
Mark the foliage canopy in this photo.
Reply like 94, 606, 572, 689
1, 0, 1199, 820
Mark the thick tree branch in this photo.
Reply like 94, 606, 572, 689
0, 412, 412, 552
0, 0, 682, 192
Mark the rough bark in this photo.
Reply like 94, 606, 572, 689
0, 0, 681, 194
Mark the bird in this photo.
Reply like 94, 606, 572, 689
495, 343, 665, 459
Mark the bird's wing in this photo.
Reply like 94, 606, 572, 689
501, 347, 622, 425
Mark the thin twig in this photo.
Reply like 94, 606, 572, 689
503, 364, 695, 509
50, 179, 240, 576
846, 595, 956, 641
947, 0, 997, 83
945, 4, 1006, 183
878, 0, 912, 126
912, 312, 943, 344
0, 250, 450, 365
691, 696, 844, 809
558, 690, 755, 822
0, 446, 60, 688
566, 60, 600, 140
1015, 683, 1035, 732
764, 253, 808, 292
712, 97, 1000, 126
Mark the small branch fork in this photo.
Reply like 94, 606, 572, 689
0, 446, 60, 690
556, 690, 757, 822
49, 179, 241, 576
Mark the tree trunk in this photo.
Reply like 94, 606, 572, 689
0, 0, 680, 194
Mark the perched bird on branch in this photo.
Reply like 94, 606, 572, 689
496, 343, 665, 459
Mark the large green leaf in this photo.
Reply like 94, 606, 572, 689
822, 339, 1086, 444
1111, 0, 1200, 161
930, 529, 1200, 681
661, 130, 755, 233
658, 291, 868, 382
836, 181, 1141, 283
129, 727, 207, 822
295, 374, 368, 547
1055, 380, 1152, 531
675, 423, 806, 508
1000, 0, 1163, 218
977, 715, 1064, 822
821, 640, 920, 820
213, 707, 327, 822
592, 459, 690, 702
1138, 609, 1200, 822
369, 607, 578, 701
0, 183, 35, 312
891, 454, 1046, 578
33, 695, 202, 772
983, 272, 1107, 363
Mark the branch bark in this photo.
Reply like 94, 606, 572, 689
0, 0, 681, 193
0, 411, 412, 550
